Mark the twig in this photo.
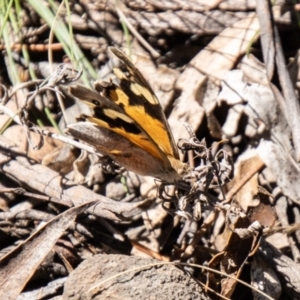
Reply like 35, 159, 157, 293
113, 0, 160, 58
0, 187, 72, 207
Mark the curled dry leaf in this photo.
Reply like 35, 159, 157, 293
209, 203, 262, 299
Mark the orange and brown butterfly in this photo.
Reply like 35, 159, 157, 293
66, 47, 190, 182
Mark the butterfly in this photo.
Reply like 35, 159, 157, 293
66, 47, 189, 182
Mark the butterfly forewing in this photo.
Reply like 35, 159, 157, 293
107, 47, 179, 160
69, 85, 167, 163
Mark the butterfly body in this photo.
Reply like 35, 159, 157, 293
67, 48, 189, 182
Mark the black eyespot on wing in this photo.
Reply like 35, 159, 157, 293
77, 116, 87, 122
92, 100, 100, 106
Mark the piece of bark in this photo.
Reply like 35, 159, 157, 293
63, 254, 211, 300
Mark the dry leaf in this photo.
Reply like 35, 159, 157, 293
0, 200, 98, 299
